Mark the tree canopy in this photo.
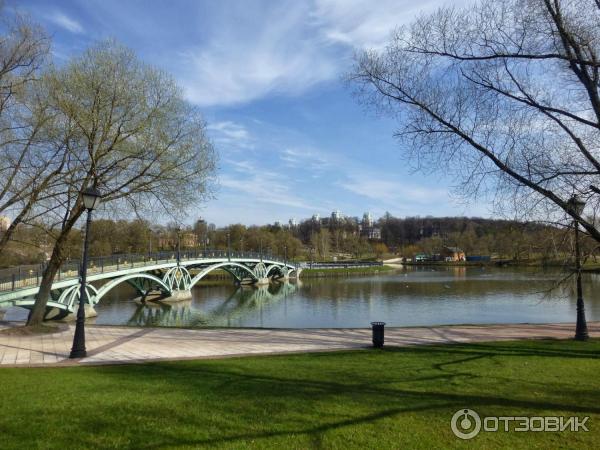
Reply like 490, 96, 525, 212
350, 0, 600, 242
26, 41, 216, 325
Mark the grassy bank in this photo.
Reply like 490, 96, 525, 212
404, 259, 600, 271
300, 265, 396, 278
403, 261, 495, 267
1, 339, 599, 448
582, 263, 600, 273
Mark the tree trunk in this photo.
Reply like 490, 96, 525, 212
26, 231, 69, 325
27, 205, 84, 326
0, 193, 38, 252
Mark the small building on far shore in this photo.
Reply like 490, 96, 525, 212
158, 232, 198, 249
441, 246, 465, 262
414, 253, 429, 262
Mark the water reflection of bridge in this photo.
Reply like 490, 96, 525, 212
127, 281, 300, 327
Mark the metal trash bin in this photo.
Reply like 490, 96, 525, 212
371, 321, 385, 348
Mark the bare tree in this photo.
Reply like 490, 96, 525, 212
350, 0, 600, 241
0, 9, 54, 250
27, 41, 216, 325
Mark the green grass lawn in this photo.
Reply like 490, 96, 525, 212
1, 339, 599, 449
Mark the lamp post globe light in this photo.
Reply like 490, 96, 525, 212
70, 186, 102, 359
568, 195, 589, 341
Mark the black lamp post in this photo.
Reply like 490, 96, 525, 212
569, 195, 589, 341
227, 231, 231, 261
176, 226, 181, 266
70, 186, 102, 359
284, 245, 287, 265
260, 237, 263, 262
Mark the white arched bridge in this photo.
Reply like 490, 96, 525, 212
0, 250, 300, 320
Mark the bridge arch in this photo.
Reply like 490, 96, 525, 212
56, 283, 99, 311
253, 262, 267, 279
163, 266, 192, 291
93, 273, 172, 304
188, 262, 258, 288
265, 264, 284, 278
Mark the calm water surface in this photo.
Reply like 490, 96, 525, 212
5, 266, 600, 327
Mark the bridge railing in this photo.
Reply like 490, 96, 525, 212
0, 249, 295, 293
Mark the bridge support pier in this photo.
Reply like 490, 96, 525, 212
162, 289, 193, 302
55, 304, 97, 322
289, 269, 302, 279
81, 304, 98, 319
255, 277, 270, 286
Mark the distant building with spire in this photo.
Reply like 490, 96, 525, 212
359, 211, 381, 240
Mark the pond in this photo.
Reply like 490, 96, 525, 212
4, 266, 600, 328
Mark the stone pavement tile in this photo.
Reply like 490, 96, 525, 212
15, 350, 30, 364
43, 353, 58, 364
1, 351, 17, 364
29, 355, 45, 365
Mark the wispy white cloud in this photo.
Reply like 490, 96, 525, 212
207, 121, 255, 149
178, 0, 460, 107
179, 2, 338, 107
218, 158, 319, 211
47, 11, 84, 34
220, 175, 313, 210
279, 147, 332, 174
32, 1, 459, 109
339, 174, 448, 205
312, 0, 458, 50
208, 121, 250, 140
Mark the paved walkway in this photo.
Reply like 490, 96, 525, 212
0, 321, 598, 367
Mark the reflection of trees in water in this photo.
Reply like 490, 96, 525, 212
122, 271, 600, 327
127, 281, 299, 327
300, 269, 600, 303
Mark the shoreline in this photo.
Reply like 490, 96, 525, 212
401, 260, 600, 272
299, 265, 396, 278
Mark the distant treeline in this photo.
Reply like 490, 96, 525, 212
375, 216, 554, 257
2, 215, 595, 268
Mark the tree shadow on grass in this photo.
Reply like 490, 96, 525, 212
387, 339, 600, 360
77, 341, 600, 448
6, 340, 595, 448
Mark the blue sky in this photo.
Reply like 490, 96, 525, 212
13, 0, 488, 226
